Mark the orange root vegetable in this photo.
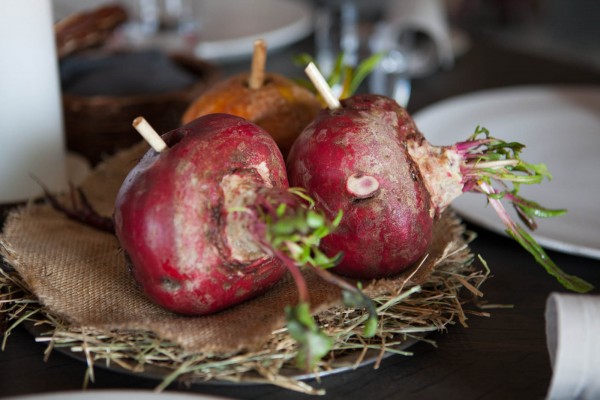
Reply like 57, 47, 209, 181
182, 41, 321, 158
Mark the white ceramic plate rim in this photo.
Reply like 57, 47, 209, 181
413, 85, 600, 260
193, 0, 313, 62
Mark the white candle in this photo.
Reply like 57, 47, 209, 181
0, 0, 67, 203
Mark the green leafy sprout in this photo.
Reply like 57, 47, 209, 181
243, 188, 378, 370
458, 126, 593, 293
294, 52, 384, 100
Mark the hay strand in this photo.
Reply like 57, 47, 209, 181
0, 234, 490, 394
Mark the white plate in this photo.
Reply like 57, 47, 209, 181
52, 0, 313, 63
193, 0, 313, 62
413, 85, 600, 259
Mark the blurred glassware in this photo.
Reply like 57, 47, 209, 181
369, 52, 411, 108
115, 0, 200, 53
314, 0, 412, 106
380, 0, 454, 78
0, 0, 67, 203
315, 1, 360, 78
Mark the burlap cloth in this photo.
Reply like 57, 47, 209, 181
0, 142, 466, 354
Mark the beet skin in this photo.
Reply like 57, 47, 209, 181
114, 114, 289, 315
287, 94, 434, 279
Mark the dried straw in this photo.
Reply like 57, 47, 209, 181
1, 229, 489, 395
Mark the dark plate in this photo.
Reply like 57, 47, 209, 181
24, 320, 421, 386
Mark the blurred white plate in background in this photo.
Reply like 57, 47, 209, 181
52, 0, 313, 62
413, 85, 600, 259
194, 0, 313, 62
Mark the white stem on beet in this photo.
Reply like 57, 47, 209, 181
249, 39, 267, 90
468, 159, 520, 169
132, 117, 168, 153
304, 62, 341, 110
346, 174, 380, 198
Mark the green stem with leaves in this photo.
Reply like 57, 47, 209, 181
455, 126, 593, 293
244, 188, 377, 370
478, 181, 592, 292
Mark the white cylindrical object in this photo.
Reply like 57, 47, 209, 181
0, 0, 67, 203
304, 62, 341, 110
545, 292, 600, 400
382, 0, 454, 77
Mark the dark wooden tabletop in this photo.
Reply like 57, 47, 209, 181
1, 33, 599, 400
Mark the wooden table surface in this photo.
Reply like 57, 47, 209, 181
1, 34, 599, 400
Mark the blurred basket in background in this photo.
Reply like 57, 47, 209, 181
55, 4, 219, 165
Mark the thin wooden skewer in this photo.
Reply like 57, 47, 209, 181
304, 62, 341, 110
132, 116, 167, 153
248, 39, 267, 90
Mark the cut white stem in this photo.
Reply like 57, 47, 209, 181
346, 174, 379, 198
249, 39, 267, 90
304, 62, 341, 110
132, 116, 167, 153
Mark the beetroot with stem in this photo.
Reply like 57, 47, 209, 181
114, 115, 287, 315
289, 95, 432, 278
112, 114, 375, 368
287, 69, 592, 292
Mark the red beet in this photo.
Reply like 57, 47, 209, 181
46, 112, 376, 367
114, 114, 290, 315
287, 95, 433, 278
287, 93, 592, 293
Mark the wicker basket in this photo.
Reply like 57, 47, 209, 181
56, 4, 219, 164
62, 53, 218, 165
